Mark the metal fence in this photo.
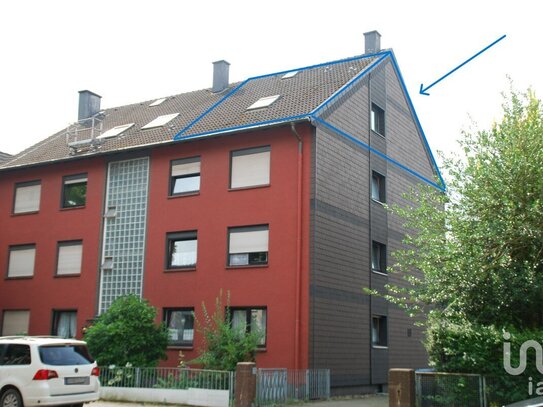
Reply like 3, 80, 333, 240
256, 368, 330, 406
99, 365, 234, 392
416, 371, 487, 407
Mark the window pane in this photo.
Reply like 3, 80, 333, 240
166, 310, 194, 346
2, 310, 30, 336
171, 239, 197, 267
63, 182, 87, 207
3, 345, 31, 365
229, 254, 249, 266
232, 310, 247, 333
371, 175, 380, 201
229, 227, 269, 254
173, 175, 200, 194
14, 183, 41, 213
8, 247, 36, 278
57, 243, 83, 275
251, 309, 267, 345
53, 311, 77, 338
231, 148, 270, 189
371, 242, 380, 271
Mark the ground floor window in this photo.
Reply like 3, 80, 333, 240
52, 310, 77, 338
164, 308, 195, 347
230, 307, 267, 346
1, 310, 30, 336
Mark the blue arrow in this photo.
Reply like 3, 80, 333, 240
419, 34, 506, 96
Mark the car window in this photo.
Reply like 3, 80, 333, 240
1, 344, 31, 365
39, 345, 94, 366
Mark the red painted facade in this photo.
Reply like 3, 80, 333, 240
0, 124, 312, 370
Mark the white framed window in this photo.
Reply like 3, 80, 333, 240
164, 308, 195, 347
231, 307, 267, 346
372, 315, 388, 347
52, 310, 77, 338
228, 225, 269, 266
230, 146, 270, 189
7, 245, 36, 278
371, 171, 386, 203
2, 310, 30, 336
167, 231, 197, 269
56, 241, 83, 276
13, 181, 41, 214
170, 157, 200, 195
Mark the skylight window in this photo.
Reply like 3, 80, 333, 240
141, 113, 179, 130
281, 71, 298, 79
149, 98, 167, 107
97, 123, 134, 139
247, 95, 281, 111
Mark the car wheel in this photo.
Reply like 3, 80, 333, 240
0, 389, 23, 407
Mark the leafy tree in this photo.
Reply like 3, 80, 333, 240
191, 291, 262, 371
84, 295, 169, 367
379, 89, 543, 404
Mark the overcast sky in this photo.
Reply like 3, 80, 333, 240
1, 0, 540, 164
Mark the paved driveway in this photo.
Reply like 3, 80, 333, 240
93, 394, 389, 407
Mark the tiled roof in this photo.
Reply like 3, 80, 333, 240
0, 53, 381, 170
0, 151, 12, 163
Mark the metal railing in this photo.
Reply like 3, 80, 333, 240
416, 371, 487, 407
256, 368, 330, 406
99, 366, 234, 392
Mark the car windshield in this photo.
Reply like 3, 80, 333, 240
39, 345, 94, 366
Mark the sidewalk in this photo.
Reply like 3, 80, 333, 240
300, 394, 388, 407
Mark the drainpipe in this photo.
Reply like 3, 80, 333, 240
290, 122, 303, 370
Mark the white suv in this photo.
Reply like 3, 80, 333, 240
0, 336, 100, 407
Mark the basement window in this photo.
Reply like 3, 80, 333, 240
246, 95, 281, 110
97, 123, 134, 139
142, 113, 179, 130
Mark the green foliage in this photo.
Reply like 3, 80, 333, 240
378, 88, 543, 403
191, 291, 261, 371
84, 295, 169, 367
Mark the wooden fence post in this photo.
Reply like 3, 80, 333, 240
389, 369, 416, 407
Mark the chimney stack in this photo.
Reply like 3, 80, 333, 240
364, 30, 381, 54
212, 60, 230, 93
78, 90, 102, 122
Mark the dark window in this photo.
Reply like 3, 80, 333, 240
372, 315, 388, 347
62, 174, 87, 208
170, 157, 200, 196
167, 231, 197, 269
228, 225, 269, 266
371, 171, 386, 203
164, 309, 195, 347
371, 103, 385, 136
52, 310, 77, 338
13, 180, 41, 214
371, 241, 387, 273
1, 344, 31, 365
230, 307, 267, 346
39, 345, 93, 365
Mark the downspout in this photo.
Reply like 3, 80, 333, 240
290, 122, 303, 370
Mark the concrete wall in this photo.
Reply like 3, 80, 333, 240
100, 387, 229, 407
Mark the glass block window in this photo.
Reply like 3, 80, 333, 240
164, 308, 195, 347
170, 157, 200, 196
228, 225, 269, 266
62, 174, 87, 208
13, 181, 41, 214
8, 245, 36, 278
98, 158, 149, 313
230, 307, 267, 346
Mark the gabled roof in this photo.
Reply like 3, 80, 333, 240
0, 53, 382, 170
